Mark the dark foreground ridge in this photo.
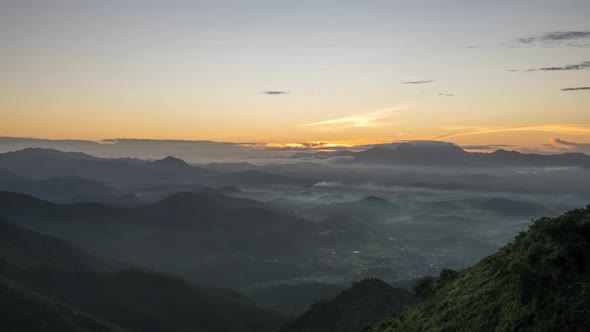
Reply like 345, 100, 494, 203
278, 278, 416, 332
370, 206, 590, 331
0, 217, 285, 332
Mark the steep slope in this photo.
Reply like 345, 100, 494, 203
0, 217, 285, 332
279, 279, 416, 332
373, 206, 590, 332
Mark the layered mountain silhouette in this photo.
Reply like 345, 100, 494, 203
0, 191, 319, 257
288, 141, 590, 168
0, 191, 341, 287
0, 217, 285, 332
0, 148, 214, 182
0, 172, 113, 199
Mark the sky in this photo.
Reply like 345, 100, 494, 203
1, 0, 589, 153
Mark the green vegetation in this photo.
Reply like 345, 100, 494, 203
370, 206, 590, 332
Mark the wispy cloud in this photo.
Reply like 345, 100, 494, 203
402, 80, 434, 84
536, 61, 590, 71
303, 106, 406, 128
561, 87, 590, 91
437, 93, 454, 97
513, 61, 590, 72
514, 31, 590, 46
261, 91, 290, 95
434, 125, 590, 140
259, 141, 354, 151
550, 138, 590, 154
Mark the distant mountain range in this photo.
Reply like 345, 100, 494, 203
289, 141, 590, 168
0, 191, 319, 258
0, 190, 359, 288
0, 148, 214, 182
0, 148, 320, 188
0, 169, 113, 199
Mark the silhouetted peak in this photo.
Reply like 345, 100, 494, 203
349, 278, 392, 291
492, 149, 521, 155
278, 277, 415, 332
359, 196, 390, 205
152, 156, 190, 168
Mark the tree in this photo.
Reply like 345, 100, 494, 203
438, 268, 460, 286
414, 276, 435, 300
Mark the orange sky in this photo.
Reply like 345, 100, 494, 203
1, 1, 589, 152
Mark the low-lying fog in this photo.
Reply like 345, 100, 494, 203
217, 163, 587, 281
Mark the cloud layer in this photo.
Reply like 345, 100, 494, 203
524, 61, 590, 72
434, 125, 590, 140
402, 80, 434, 84
304, 106, 405, 128
551, 138, 590, 154
261, 91, 290, 95
561, 87, 590, 91
515, 31, 590, 46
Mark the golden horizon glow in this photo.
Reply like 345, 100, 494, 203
1, 2, 589, 152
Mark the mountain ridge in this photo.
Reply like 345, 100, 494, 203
371, 206, 590, 331
286, 141, 590, 168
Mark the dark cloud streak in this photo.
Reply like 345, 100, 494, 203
551, 138, 590, 154
561, 87, 590, 91
402, 80, 434, 84
525, 61, 590, 72
514, 31, 590, 46
262, 91, 290, 95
